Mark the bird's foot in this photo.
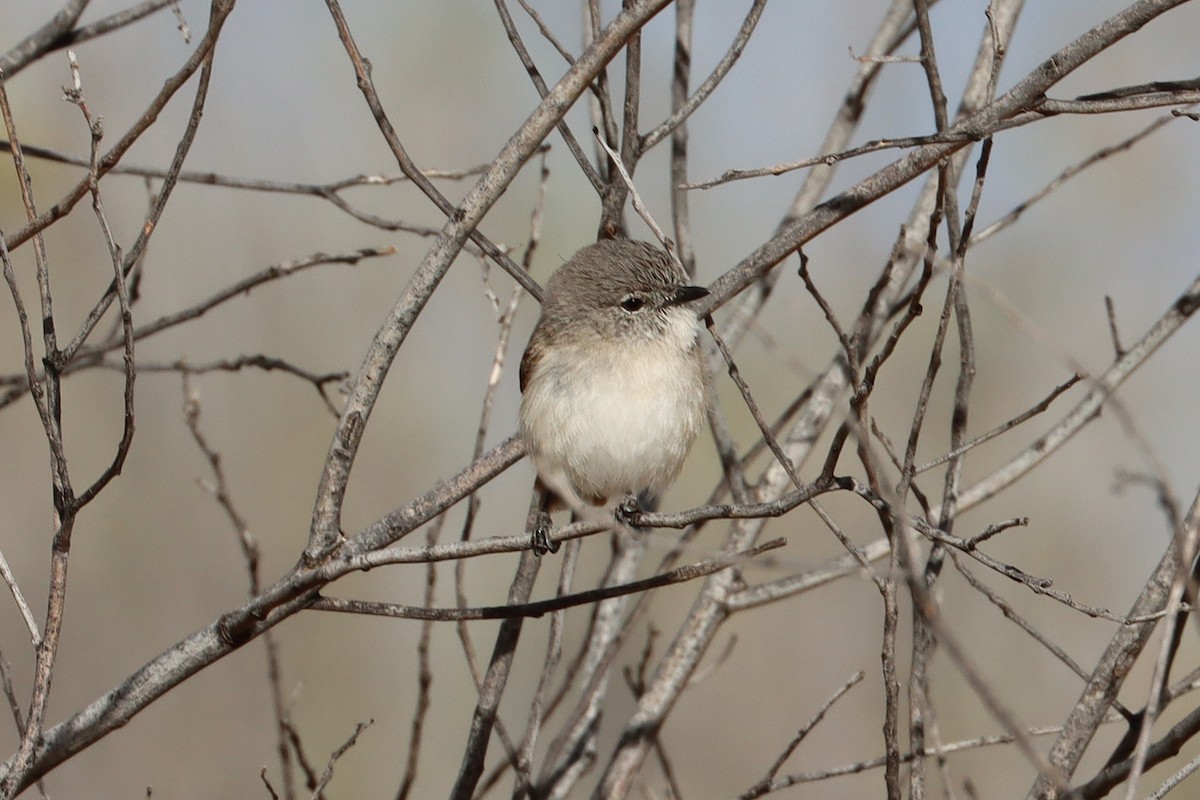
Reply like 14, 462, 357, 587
615, 493, 642, 526
531, 508, 559, 555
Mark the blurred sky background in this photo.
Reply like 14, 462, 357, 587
1, 1, 1199, 796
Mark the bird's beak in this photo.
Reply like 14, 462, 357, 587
668, 285, 709, 306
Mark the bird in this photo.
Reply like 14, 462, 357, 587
518, 239, 709, 553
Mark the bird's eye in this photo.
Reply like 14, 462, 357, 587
619, 296, 646, 313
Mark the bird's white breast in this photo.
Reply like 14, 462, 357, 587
520, 310, 705, 503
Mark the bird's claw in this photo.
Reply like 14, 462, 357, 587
531, 509, 559, 555
615, 493, 641, 525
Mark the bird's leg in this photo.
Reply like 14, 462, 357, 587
530, 471, 595, 555
530, 482, 560, 555
532, 507, 558, 555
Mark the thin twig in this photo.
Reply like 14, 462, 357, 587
763, 723, 1084, 791
182, 378, 296, 799
309, 719, 372, 798
1105, 295, 1127, 359
669, 0, 696, 276
316, 539, 784, 622
971, 112, 1183, 246
681, 92, 1199, 192
593, 128, 671, 255
641, 0, 767, 152
0, 549, 38, 646
65, 50, 139, 512
493, 0, 602, 192
913, 374, 1081, 474
0, 248, 390, 411
93, 356, 347, 416
740, 671, 865, 799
